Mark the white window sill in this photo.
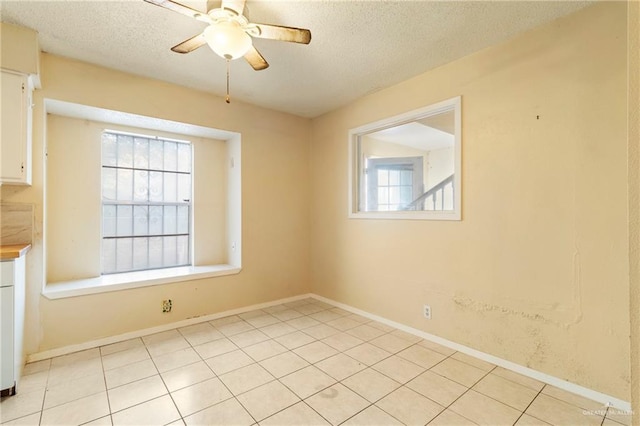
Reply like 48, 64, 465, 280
43, 265, 241, 300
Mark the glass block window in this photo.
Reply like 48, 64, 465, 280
101, 131, 192, 274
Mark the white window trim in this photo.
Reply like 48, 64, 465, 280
42, 265, 241, 300
43, 99, 243, 299
348, 96, 462, 221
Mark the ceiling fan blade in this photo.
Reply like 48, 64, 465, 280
143, 0, 208, 21
252, 23, 311, 44
244, 46, 269, 70
171, 33, 207, 54
221, 0, 245, 15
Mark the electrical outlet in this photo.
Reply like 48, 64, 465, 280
162, 299, 172, 313
423, 304, 432, 320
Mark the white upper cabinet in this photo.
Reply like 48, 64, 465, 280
1, 70, 33, 186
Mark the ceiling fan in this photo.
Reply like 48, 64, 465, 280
143, 0, 311, 71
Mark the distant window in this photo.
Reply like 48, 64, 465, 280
101, 130, 192, 274
365, 157, 423, 211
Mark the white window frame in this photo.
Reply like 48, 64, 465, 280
348, 96, 462, 221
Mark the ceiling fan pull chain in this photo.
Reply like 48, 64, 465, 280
226, 58, 231, 104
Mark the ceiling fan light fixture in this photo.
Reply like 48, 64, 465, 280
203, 21, 252, 60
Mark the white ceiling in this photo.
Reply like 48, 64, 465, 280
0, 0, 592, 118
370, 121, 453, 152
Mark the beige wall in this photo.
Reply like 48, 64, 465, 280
628, 0, 640, 421
310, 2, 630, 400
0, 53, 311, 351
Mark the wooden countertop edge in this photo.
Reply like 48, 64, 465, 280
0, 243, 32, 260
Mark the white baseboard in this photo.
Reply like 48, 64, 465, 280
26, 291, 631, 413
309, 294, 632, 412
27, 293, 312, 363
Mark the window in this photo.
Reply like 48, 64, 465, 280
101, 130, 192, 274
349, 96, 461, 220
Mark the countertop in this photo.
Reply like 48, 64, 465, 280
0, 244, 31, 260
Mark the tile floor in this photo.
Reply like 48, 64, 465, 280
0, 298, 631, 426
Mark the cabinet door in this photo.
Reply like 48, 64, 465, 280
0, 71, 29, 185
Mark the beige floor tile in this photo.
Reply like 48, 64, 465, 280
101, 346, 150, 371
345, 343, 392, 366
606, 407, 633, 426
237, 380, 300, 421
145, 335, 191, 357
343, 405, 403, 425
280, 365, 336, 399
303, 324, 341, 340
0, 389, 45, 423
22, 359, 51, 375
492, 367, 544, 391
473, 373, 539, 411
2, 412, 42, 425
50, 348, 100, 368
293, 341, 338, 363
342, 368, 400, 403
229, 329, 270, 348
450, 352, 496, 372
367, 321, 395, 332
526, 394, 603, 426
328, 307, 351, 317
397, 345, 448, 369
17, 369, 49, 394
161, 361, 215, 392
259, 322, 297, 338
209, 314, 242, 327
418, 339, 457, 356
429, 409, 477, 425
315, 353, 366, 381
305, 384, 369, 425
141, 329, 182, 346
206, 349, 255, 375
47, 357, 103, 387
541, 385, 605, 411
263, 304, 289, 314
347, 324, 387, 341
272, 309, 304, 321
171, 377, 233, 417
326, 316, 361, 331
44, 372, 106, 409
105, 359, 158, 389
321, 332, 364, 352
295, 304, 326, 315
107, 375, 167, 413
603, 418, 626, 426
111, 395, 180, 426
166, 419, 185, 426
310, 310, 343, 323
239, 309, 267, 320
430, 357, 487, 387
286, 316, 322, 330
178, 323, 224, 346
152, 347, 201, 373
407, 370, 468, 406
389, 329, 423, 343
449, 390, 521, 426
245, 314, 281, 328
193, 338, 238, 360
514, 413, 552, 425
100, 339, 144, 357
345, 314, 371, 324
377, 386, 444, 425
260, 401, 329, 425
369, 334, 414, 353
275, 331, 316, 350
40, 391, 109, 426
243, 339, 288, 361
183, 397, 253, 426
259, 351, 309, 378
216, 320, 256, 337
372, 355, 425, 384
219, 363, 275, 395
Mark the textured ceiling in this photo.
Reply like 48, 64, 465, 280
0, 0, 593, 118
